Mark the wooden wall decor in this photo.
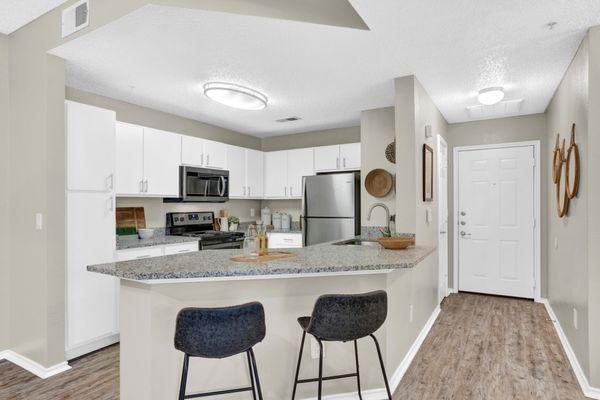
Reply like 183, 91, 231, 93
565, 123, 580, 199
553, 123, 580, 218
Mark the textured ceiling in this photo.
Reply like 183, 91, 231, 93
50, 1, 600, 137
0, 0, 69, 35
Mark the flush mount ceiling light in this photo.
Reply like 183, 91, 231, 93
478, 87, 505, 106
203, 82, 268, 110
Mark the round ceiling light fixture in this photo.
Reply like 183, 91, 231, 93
478, 87, 505, 106
203, 82, 268, 110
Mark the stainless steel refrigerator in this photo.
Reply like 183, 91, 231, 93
302, 172, 361, 246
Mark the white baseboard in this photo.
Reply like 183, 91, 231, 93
540, 299, 600, 399
300, 305, 442, 400
0, 350, 71, 379
65, 333, 120, 360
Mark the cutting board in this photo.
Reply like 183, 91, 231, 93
230, 252, 296, 263
116, 207, 146, 229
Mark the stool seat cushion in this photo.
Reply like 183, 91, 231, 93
175, 302, 266, 359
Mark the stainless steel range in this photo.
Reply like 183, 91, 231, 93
165, 212, 244, 250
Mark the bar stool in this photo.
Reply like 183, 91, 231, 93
291, 290, 392, 400
174, 302, 266, 400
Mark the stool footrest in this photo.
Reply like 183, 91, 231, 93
297, 372, 358, 384
185, 386, 253, 399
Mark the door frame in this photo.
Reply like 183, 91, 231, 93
437, 135, 449, 302
452, 140, 541, 301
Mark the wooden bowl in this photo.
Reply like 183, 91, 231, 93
377, 236, 414, 250
365, 169, 393, 198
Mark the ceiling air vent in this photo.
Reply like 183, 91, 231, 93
276, 116, 302, 123
62, 0, 89, 38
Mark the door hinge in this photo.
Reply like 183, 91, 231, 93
533, 218, 536, 228
531, 158, 536, 167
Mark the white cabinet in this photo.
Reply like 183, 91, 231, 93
181, 136, 227, 170
246, 149, 264, 198
116, 242, 199, 261
314, 145, 341, 172
227, 145, 247, 198
163, 242, 199, 255
66, 101, 116, 192
268, 232, 303, 249
228, 146, 264, 199
264, 151, 288, 198
264, 149, 314, 199
314, 143, 361, 172
115, 123, 181, 197
66, 192, 118, 359
287, 148, 314, 198
116, 122, 144, 195
143, 128, 181, 197
340, 143, 361, 170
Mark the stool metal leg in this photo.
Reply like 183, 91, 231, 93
291, 330, 307, 400
249, 348, 263, 400
317, 338, 324, 400
178, 354, 190, 400
353, 340, 363, 400
370, 334, 392, 400
246, 351, 258, 400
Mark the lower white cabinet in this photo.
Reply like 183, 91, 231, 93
163, 242, 199, 256
268, 232, 303, 249
66, 192, 118, 360
116, 242, 199, 261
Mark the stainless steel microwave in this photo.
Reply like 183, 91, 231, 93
164, 166, 229, 203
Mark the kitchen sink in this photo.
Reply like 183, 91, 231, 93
333, 239, 381, 247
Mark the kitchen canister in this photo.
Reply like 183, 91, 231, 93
272, 213, 282, 230
261, 207, 272, 226
281, 213, 291, 231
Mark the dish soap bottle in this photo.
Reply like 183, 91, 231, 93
244, 224, 258, 257
257, 225, 269, 256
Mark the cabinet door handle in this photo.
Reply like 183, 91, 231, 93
243, 186, 247, 196
107, 174, 114, 191
285, 186, 287, 196
108, 197, 114, 211
136, 255, 151, 259
336, 158, 340, 169
177, 249, 190, 253
343, 158, 346, 168
206, 154, 210, 166
139, 180, 144, 193
143, 179, 149, 193
248, 186, 251, 197
290, 187, 293, 197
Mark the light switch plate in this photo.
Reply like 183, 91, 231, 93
426, 209, 432, 223
35, 213, 43, 230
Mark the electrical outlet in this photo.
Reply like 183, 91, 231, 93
310, 336, 323, 359
250, 208, 255, 217
554, 237, 558, 249
573, 308, 578, 330
409, 304, 414, 322
35, 213, 43, 230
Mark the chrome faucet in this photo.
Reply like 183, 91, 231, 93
367, 203, 391, 237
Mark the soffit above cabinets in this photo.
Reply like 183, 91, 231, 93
50, 1, 600, 137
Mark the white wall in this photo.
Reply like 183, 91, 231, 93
360, 107, 396, 228
0, 34, 10, 350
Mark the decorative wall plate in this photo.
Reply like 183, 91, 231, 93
385, 140, 396, 164
365, 169, 394, 198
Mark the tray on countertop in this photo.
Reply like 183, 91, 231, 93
230, 252, 296, 263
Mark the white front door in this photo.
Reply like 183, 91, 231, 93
437, 135, 448, 302
457, 145, 535, 299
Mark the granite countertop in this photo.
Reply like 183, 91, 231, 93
90, 240, 436, 282
116, 235, 200, 251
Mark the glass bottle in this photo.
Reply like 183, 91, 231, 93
244, 224, 258, 257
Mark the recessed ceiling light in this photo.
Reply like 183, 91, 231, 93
478, 87, 505, 106
204, 82, 268, 110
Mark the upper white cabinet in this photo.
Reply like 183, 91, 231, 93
246, 149, 264, 198
228, 146, 264, 199
264, 149, 314, 199
116, 122, 144, 196
340, 143, 361, 170
287, 148, 314, 198
66, 101, 116, 192
143, 128, 181, 197
264, 151, 288, 198
181, 136, 227, 170
116, 123, 181, 197
314, 143, 361, 172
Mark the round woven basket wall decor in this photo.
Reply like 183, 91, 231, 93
365, 169, 394, 198
552, 133, 561, 184
565, 123, 580, 199
385, 140, 396, 164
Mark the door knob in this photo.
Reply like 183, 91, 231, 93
460, 211, 466, 216
460, 221, 466, 226
460, 231, 471, 237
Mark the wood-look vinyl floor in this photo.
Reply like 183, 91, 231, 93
394, 292, 586, 400
0, 294, 585, 399
0, 344, 118, 400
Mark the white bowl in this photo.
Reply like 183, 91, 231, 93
138, 229, 155, 239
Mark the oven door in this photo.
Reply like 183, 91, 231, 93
182, 167, 229, 202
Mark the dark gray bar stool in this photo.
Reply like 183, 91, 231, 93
291, 290, 392, 400
174, 302, 266, 400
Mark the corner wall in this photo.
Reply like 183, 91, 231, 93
0, 34, 9, 350
545, 35, 591, 380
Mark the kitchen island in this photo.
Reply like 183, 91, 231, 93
89, 241, 439, 400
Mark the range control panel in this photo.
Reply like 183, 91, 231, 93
168, 212, 214, 226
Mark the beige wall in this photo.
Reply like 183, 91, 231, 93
446, 114, 547, 291
260, 126, 360, 151
587, 26, 600, 388
66, 87, 261, 150
0, 34, 9, 350
545, 36, 591, 380
360, 107, 396, 228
